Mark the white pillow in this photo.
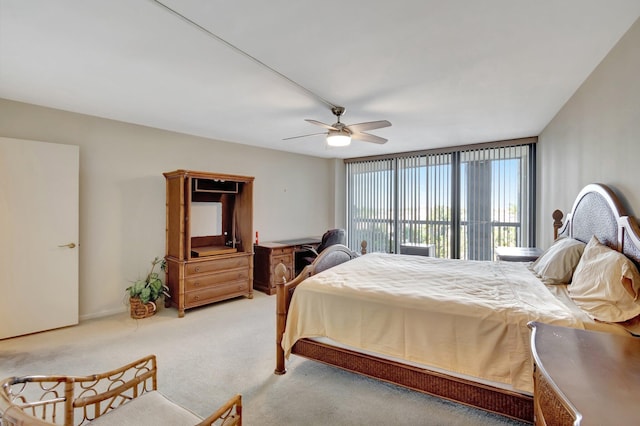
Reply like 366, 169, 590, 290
569, 236, 640, 323
531, 237, 585, 284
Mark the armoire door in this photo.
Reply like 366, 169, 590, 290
0, 137, 79, 339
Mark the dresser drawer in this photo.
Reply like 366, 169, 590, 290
270, 254, 293, 282
186, 256, 249, 275
185, 279, 250, 307
185, 268, 249, 291
269, 247, 293, 257
271, 254, 293, 268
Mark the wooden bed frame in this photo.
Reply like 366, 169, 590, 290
274, 183, 640, 423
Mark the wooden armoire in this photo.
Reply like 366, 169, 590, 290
164, 170, 254, 317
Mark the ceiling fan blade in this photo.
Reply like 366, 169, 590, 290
346, 120, 391, 133
282, 132, 327, 141
305, 119, 338, 131
352, 132, 388, 144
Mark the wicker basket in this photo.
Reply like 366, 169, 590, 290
129, 298, 157, 319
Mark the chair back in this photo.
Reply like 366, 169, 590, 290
317, 229, 346, 254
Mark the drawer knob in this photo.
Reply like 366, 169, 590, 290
194, 295, 200, 301
194, 281, 200, 287
195, 266, 201, 272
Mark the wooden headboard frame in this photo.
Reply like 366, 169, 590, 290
553, 183, 640, 266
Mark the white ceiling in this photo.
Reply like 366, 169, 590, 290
1, 1, 639, 159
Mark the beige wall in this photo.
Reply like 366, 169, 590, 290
537, 18, 640, 248
0, 98, 337, 319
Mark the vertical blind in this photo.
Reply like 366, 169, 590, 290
396, 153, 453, 258
346, 139, 535, 260
346, 158, 395, 253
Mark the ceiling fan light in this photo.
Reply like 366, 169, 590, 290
326, 130, 351, 147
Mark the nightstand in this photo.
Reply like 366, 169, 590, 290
494, 246, 542, 262
528, 322, 640, 425
399, 243, 435, 257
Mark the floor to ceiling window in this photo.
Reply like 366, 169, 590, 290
346, 138, 536, 260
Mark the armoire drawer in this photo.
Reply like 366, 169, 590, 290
186, 256, 249, 275
185, 280, 250, 307
185, 268, 249, 291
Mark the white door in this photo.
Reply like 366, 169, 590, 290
0, 137, 79, 339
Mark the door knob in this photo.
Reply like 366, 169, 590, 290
58, 243, 76, 249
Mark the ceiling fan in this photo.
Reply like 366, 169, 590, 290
284, 106, 392, 147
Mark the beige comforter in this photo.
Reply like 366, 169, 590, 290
282, 253, 589, 393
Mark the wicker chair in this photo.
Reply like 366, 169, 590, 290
0, 355, 241, 426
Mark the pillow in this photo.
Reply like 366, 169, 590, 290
531, 237, 586, 284
569, 236, 640, 322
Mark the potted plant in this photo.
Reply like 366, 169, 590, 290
126, 256, 170, 319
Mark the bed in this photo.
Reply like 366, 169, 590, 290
274, 183, 640, 422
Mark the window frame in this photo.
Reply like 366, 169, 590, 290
345, 137, 537, 259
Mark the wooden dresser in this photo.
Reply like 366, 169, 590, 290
528, 322, 640, 425
164, 170, 254, 317
253, 238, 321, 295
253, 243, 294, 295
